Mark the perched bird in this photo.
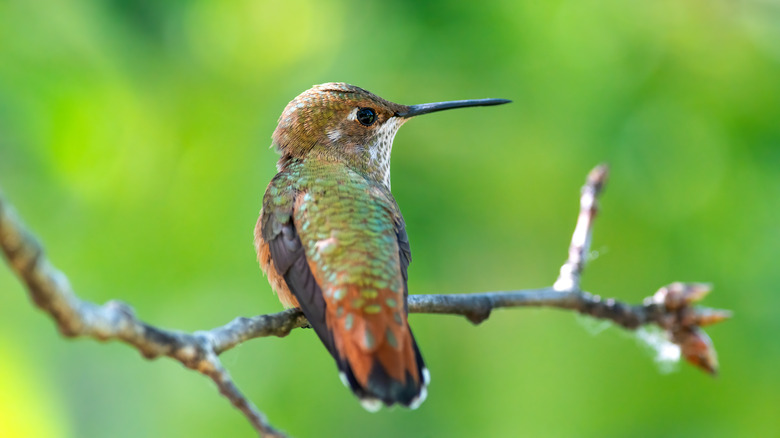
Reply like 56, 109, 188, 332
255, 83, 509, 410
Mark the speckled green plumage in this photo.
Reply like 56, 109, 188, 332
263, 157, 404, 304
260, 154, 418, 393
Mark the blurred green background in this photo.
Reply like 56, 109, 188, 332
1, 0, 777, 437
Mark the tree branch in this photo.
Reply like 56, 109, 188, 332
0, 165, 730, 437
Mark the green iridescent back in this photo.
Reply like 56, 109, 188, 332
264, 158, 405, 301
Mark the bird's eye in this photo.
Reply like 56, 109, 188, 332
356, 107, 377, 126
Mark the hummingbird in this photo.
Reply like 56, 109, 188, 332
255, 83, 510, 410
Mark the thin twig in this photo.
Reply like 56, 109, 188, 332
554, 164, 608, 292
0, 165, 730, 437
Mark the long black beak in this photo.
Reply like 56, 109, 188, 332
396, 98, 511, 118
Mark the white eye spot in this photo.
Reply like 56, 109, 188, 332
346, 107, 358, 122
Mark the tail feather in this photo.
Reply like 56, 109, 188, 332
336, 330, 428, 410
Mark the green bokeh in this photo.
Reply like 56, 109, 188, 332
1, 0, 777, 436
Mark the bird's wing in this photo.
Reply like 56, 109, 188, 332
259, 171, 336, 355
260, 162, 426, 408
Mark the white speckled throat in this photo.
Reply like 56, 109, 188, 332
368, 116, 404, 190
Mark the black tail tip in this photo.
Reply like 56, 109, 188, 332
358, 385, 427, 412
340, 367, 431, 412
